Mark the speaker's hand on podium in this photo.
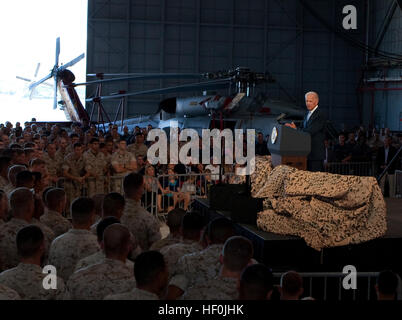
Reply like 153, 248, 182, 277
285, 122, 297, 129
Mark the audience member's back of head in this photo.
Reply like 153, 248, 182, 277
9, 187, 34, 218
206, 218, 235, 245
102, 192, 125, 218
45, 188, 66, 211
96, 216, 121, 243
280, 271, 304, 300
134, 251, 167, 287
15, 170, 34, 188
103, 223, 131, 257
239, 264, 274, 300
377, 270, 398, 300
181, 210, 206, 240
166, 208, 186, 233
123, 173, 143, 197
222, 236, 253, 273
8, 165, 26, 186
71, 197, 95, 227
16, 225, 44, 259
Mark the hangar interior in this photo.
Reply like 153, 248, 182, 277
86, 0, 402, 131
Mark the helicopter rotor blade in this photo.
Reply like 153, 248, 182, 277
28, 72, 53, 91
34, 63, 41, 78
86, 78, 232, 102
86, 72, 203, 77
16, 76, 31, 82
59, 53, 85, 71
73, 73, 205, 87
55, 37, 60, 67
53, 77, 58, 109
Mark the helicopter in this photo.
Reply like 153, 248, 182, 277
28, 38, 306, 137
72, 66, 306, 137
27, 37, 88, 123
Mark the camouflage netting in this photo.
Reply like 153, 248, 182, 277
255, 165, 387, 251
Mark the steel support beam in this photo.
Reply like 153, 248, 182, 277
374, 0, 398, 51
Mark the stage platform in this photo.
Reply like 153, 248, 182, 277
193, 198, 402, 273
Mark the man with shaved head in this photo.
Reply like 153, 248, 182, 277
67, 223, 135, 300
5, 165, 26, 194
183, 236, 254, 300
48, 197, 99, 281
150, 208, 186, 251
0, 187, 35, 271
75, 216, 135, 271
285, 91, 327, 171
279, 271, 304, 300
40, 188, 72, 237
0, 225, 68, 300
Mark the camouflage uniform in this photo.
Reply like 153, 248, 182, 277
67, 258, 135, 300
127, 143, 148, 158
74, 250, 134, 272
39, 209, 72, 237
48, 229, 99, 281
182, 276, 238, 300
83, 150, 107, 197
110, 151, 136, 193
170, 244, 223, 291
0, 218, 29, 271
0, 284, 20, 300
121, 199, 161, 251
105, 288, 159, 300
31, 218, 56, 245
160, 240, 203, 278
149, 234, 181, 251
55, 149, 68, 164
42, 152, 61, 182
62, 153, 86, 207
0, 263, 69, 300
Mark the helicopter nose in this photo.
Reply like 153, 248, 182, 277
159, 97, 176, 114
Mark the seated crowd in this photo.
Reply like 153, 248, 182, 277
0, 120, 400, 300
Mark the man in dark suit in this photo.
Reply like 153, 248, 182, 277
285, 91, 327, 171
376, 136, 399, 197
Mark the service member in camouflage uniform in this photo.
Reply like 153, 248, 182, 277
75, 216, 134, 271
67, 224, 135, 300
83, 138, 107, 197
40, 188, 71, 237
0, 188, 40, 271
238, 264, 274, 300
0, 225, 69, 300
169, 218, 235, 295
105, 251, 167, 300
160, 211, 205, 280
150, 208, 186, 251
48, 197, 99, 281
127, 132, 148, 158
111, 139, 137, 193
62, 143, 88, 211
182, 236, 253, 300
121, 173, 161, 251
42, 142, 60, 185
54, 137, 68, 164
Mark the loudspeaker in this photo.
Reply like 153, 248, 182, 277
229, 196, 263, 225
209, 183, 248, 211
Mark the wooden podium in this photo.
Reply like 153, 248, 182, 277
268, 125, 311, 171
